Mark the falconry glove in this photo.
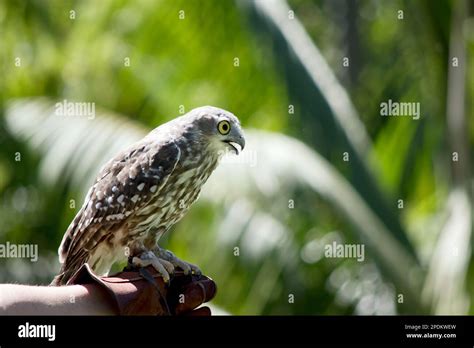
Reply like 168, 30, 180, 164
53, 106, 245, 287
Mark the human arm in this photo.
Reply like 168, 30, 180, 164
0, 282, 116, 315
0, 265, 216, 316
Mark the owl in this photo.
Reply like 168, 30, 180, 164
52, 106, 245, 285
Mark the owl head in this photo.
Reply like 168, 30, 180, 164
183, 106, 246, 155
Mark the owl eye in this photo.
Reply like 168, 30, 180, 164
217, 120, 231, 135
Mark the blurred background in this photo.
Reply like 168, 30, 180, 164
0, 0, 473, 315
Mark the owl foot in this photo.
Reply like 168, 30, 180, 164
131, 251, 174, 283
154, 247, 202, 276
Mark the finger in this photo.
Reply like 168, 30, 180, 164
174, 279, 217, 315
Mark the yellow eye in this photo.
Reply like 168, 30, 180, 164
217, 120, 231, 135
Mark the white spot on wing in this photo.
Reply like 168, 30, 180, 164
137, 183, 145, 191
117, 195, 125, 204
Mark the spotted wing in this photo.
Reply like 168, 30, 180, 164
58, 139, 181, 268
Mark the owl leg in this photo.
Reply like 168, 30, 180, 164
154, 247, 202, 276
131, 251, 175, 283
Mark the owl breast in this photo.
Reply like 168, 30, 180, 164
88, 148, 219, 272
129, 155, 218, 243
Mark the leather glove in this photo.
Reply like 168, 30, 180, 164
68, 263, 217, 316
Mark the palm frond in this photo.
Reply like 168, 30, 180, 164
241, 0, 418, 258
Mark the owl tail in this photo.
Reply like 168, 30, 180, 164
52, 206, 89, 286
50, 272, 66, 286
50, 251, 89, 286
50, 265, 83, 286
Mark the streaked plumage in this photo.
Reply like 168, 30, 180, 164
52, 106, 244, 285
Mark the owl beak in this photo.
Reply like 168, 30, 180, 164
224, 136, 245, 155
227, 141, 242, 154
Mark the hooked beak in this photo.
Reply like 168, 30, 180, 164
224, 136, 245, 155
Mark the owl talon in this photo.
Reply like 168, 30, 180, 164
154, 248, 201, 276
131, 251, 174, 283
159, 258, 175, 275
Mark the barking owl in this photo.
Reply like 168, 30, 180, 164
51, 106, 245, 285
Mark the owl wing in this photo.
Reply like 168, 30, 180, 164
58, 139, 181, 270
